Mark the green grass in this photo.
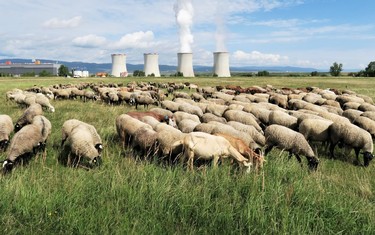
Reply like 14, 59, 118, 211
0, 76, 374, 234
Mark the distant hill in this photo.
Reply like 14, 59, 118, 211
0, 58, 325, 74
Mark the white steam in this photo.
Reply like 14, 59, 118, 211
174, 0, 194, 53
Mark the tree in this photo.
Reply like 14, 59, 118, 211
133, 70, 145, 77
311, 71, 319, 76
58, 65, 70, 77
257, 70, 270, 77
39, 70, 52, 77
365, 61, 375, 77
329, 62, 343, 77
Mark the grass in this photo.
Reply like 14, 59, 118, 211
0, 76, 374, 234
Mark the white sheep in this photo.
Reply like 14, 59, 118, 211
342, 109, 363, 123
0, 115, 14, 150
353, 116, 375, 138
172, 132, 252, 172
35, 93, 55, 112
61, 119, 103, 153
15, 103, 43, 132
264, 124, 319, 171
201, 113, 227, 124
227, 121, 266, 147
177, 119, 200, 133
328, 122, 373, 166
115, 114, 152, 147
223, 110, 263, 133
268, 110, 298, 130
173, 111, 201, 125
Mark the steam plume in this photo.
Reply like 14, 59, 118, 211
174, 0, 194, 53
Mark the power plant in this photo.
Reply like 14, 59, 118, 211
143, 53, 161, 77
177, 52, 195, 77
213, 52, 231, 77
111, 53, 128, 77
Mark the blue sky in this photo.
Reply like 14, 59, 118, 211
0, 0, 374, 70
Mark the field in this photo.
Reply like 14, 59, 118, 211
0, 76, 374, 234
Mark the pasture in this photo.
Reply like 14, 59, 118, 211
0, 76, 374, 234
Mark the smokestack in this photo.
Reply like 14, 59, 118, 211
213, 52, 231, 77
111, 54, 128, 77
177, 52, 194, 77
143, 53, 161, 77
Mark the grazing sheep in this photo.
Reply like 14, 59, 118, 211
62, 119, 103, 153
0, 115, 14, 150
227, 121, 266, 147
193, 123, 217, 134
357, 94, 374, 105
35, 93, 55, 112
201, 113, 227, 124
177, 119, 200, 133
172, 132, 252, 171
134, 95, 158, 109
223, 110, 263, 133
298, 118, 333, 151
15, 103, 43, 132
264, 124, 319, 171
336, 95, 364, 106
205, 103, 228, 117
2, 121, 45, 174
268, 93, 288, 109
342, 109, 363, 123
353, 116, 375, 138
31, 115, 52, 152
127, 111, 177, 128
173, 91, 190, 100
156, 126, 186, 159
64, 124, 102, 167
191, 92, 205, 102
214, 133, 264, 171
133, 126, 158, 157
358, 103, 375, 112
139, 116, 162, 129
268, 110, 298, 130
83, 90, 99, 102
115, 114, 152, 147
243, 105, 271, 125
177, 101, 204, 117
318, 111, 350, 124
328, 122, 373, 166
161, 100, 181, 112
173, 111, 201, 125
149, 108, 174, 118
361, 111, 375, 121
342, 102, 362, 110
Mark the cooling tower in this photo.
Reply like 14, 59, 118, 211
213, 52, 231, 77
144, 53, 161, 77
111, 54, 128, 77
177, 53, 195, 77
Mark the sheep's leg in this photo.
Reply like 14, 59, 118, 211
294, 154, 303, 167
212, 155, 219, 168
329, 142, 337, 159
187, 149, 194, 171
264, 145, 274, 156
354, 148, 361, 166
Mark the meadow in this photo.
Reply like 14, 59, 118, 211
0, 76, 374, 234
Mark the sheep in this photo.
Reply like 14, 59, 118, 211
205, 103, 228, 117
178, 102, 204, 117
35, 93, 55, 112
321, 105, 343, 116
201, 113, 227, 124
173, 111, 201, 125
361, 111, 375, 121
342, 109, 363, 123
83, 90, 99, 102
353, 116, 375, 138
177, 119, 200, 133
193, 123, 217, 134
223, 110, 263, 133
172, 132, 252, 171
156, 125, 186, 160
298, 118, 333, 152
211, 92, 234, 102
161, 100, 181, 112
127, 111, 177, 128
15, 103, 43, 132
328, 122, 373, 166
132, 126, 158, 157
243, 105, 272, 125
139, 116, 163, 129
115, 114, 152, 147
61, 119, 103, 154
227, 121, 266, 147
173, 91, 190, 100
318, 111, 351, 124
356, 94, 374, 105
358, 103, 375, 112
0, 115, 14, 150
134, 94, 158, 109
214, 133, 264, 171
227, 104, 244, 111
64, 124, 102, 167
2, 120, 46, 174
322, 99, 341, 108
191, 92, 205, 102
336, 95, 365, 106
342, 102, 362, 110
53, 89, 71, 100
268, 110, 298, 130
31, 115, 52, 153
149, 108, 174, 118
268, 93, 288, 109
264, 124, 319, 171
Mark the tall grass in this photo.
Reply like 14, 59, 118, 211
0, 76, 374, 234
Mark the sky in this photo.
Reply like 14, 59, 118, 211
1, 0, 374, 70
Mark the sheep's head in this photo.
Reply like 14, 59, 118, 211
14, 123, 22, 132
2, 160, 14, 175
243, 161, 253, 173
307, 156, 319, 171
166, 115, 177, 128
363, 152, 373, 167
95, 143, 103, 154
91, 156, 102, 167
0, 140, 9, 150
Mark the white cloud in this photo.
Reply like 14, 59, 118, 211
43, 16, 82, 29
232, 50, 289, 65
112, 31, 157, 49
72, 34, 107, 48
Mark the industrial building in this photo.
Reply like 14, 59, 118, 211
144, 53, 161, 77
177, 52, 195, 77
111, 54, 128, 77
213, 52, 231, 77
0, 61, 60, 76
